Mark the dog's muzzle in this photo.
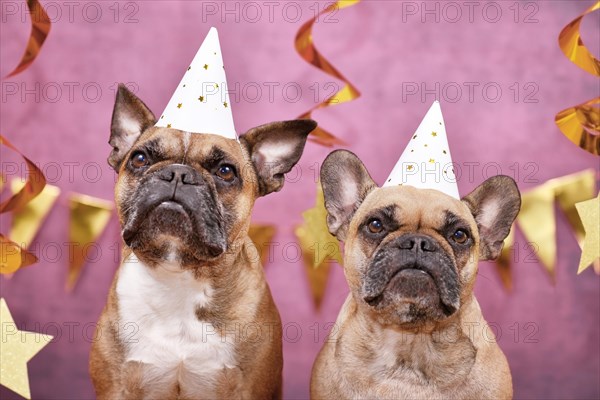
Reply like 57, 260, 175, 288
122, 164, 227, 258
362, 233, 460, 315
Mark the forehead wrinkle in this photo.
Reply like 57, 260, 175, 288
182, 131, 191, 164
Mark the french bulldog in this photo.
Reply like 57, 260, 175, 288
311, 150, 520, 399
90, 84, 316, 399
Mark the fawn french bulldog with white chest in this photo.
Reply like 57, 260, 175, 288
311, 150, 520, 399
90, 85, 316, 399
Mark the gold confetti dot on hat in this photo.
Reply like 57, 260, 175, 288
203, 64, 209, 70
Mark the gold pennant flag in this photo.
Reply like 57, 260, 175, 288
0, 235, 37, 274
248, 224, 277, 266
495, 170, 597, 288
9, 179, 60, 251
295, 183, 343, 309
518, 185, 558, 280
303, 262, 332, 310
67, 194, 114, 291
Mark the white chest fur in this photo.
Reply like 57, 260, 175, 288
115, 255, 237, 385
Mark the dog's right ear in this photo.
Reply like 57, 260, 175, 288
108, 84, 156, 171
320, 150, 377, 242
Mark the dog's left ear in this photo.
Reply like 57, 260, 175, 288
462, 175, 521, 260
240, 119, 317, 196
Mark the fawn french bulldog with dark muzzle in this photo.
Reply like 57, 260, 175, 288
311, 150, 520, 399
90, 85, 316, 399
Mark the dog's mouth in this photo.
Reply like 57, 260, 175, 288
364, 265, 433, 303
361, 250, 461, 319
121, 186, 227, 260
122, 199, 193, 243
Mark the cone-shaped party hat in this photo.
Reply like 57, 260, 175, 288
155, 27, 237, 139
383, 101, 459, 199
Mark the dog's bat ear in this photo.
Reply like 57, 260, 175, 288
461, 175, 521, 261
240, 119, 317, 196
320, 150, 377, 242
108, 84, 156, 171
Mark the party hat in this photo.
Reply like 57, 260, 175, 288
383, 101, 459, 199
155, 27, 237, 139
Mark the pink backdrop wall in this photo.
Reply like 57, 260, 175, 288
1, 1, 599, 399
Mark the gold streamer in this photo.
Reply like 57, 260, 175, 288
67, 194, 113, 291
295, 182, 343, 309
248, 224, 277, 266
0, 135, 46, 274
0, 136, 46, 213
5, 0, 52, 77
9, 179, 60, 250
555, 1, 600, 155
295, 0, 361, 147
495, 170, 598, 288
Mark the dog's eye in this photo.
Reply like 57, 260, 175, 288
131, 152, 149, 168
215, 164, 236, 182
367, 219, 384, 234
452, 229, 469, 244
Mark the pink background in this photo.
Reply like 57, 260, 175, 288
1, 1, 599, 399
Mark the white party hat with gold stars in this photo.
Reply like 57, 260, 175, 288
383, 101, 459, 199
155, 27, 237, 139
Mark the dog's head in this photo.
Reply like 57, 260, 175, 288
109, 84, 316, 268
320, 150, 520, 328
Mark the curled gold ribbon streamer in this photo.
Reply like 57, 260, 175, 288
5, 0, 51, 77
295, 0, 361, 146
0, 136, 46, 213
0, 135, 46, 273
555, 1, 600, 155
495, 169, 598, 289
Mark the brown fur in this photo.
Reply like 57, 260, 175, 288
311, 150, 520, 399
90, 85, 315, 399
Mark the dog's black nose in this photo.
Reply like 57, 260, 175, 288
158, 164, 201, 185
399, 235, 438, 253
